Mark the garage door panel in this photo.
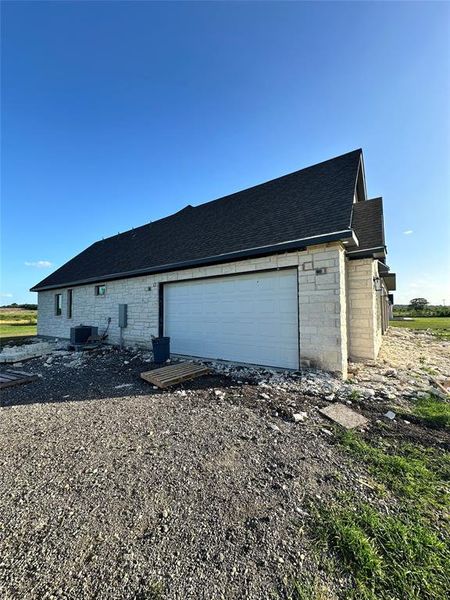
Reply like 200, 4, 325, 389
164, 269, 299, 369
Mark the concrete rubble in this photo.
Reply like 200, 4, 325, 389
319, 403, 368, 429
0, 341, 56, 364
2, 327, 448, 411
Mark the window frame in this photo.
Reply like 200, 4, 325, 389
67, 289, 73, 319
95, 284, 107, 297
54, 293, 62, 316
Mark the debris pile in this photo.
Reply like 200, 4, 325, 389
1, 327, 448, 417
204, 326, 450, 406
0, 341, 56, 364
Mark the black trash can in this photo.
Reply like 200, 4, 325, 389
152, 336, 170, 364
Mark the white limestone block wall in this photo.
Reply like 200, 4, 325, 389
37, 242, 349, 375
297, 245, 348, 378
346, 258, 382, 361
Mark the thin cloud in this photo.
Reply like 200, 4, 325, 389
24, 260, 53, 268
0, 292, 13, 298
403, 230, 413, 235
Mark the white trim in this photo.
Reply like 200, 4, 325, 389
347, 246, 385, 255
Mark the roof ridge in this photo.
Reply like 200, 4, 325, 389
92, 149, 362, 246
191, 149, 362, 211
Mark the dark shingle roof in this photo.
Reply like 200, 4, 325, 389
350, 197, 385, 255
32, 149, 364, 291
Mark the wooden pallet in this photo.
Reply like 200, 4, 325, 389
0, 369, 39, 390
140, 362, 210, 389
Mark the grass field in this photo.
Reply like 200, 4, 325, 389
391, 317, 450, 339
293, 423, 450, 600
0, 309, 37, 338
309, 434, 450, 600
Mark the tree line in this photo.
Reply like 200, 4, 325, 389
394, 298, 450, 317
0, 303, 38, 310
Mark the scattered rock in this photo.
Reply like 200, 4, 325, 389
292, 412, 308, 423
428, 387, 449, 401
66, 357, 85, 368
320, 428, 333, 436
268, 423, 281, 433
383, 368, 397, 377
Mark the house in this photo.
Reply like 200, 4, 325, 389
31, 149, 396, 378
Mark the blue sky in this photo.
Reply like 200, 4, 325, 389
1, 1, 449, 304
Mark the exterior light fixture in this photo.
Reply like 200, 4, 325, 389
373, 277, 382, 292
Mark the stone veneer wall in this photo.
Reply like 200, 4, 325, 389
37, 242, 348, 376
346, 258, 382, 361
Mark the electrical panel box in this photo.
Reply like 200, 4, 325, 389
118, 304, 128, 328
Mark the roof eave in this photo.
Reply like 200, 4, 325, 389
346, 246, 386, 260
382, 273, 396, 291
31, 229, 355, 292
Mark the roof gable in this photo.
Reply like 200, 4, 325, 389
349, 197, 386, 258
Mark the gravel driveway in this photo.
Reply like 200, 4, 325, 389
1, 330, 448, 599
0, 349, 352, 600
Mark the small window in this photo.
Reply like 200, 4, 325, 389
55, 293, 62, 316
95, 284, 106, 296
67, 289, 73, 319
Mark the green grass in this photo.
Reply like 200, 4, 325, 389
0, 309, 37, 338
288, 578, 330, 600
391, 317, 450, 339
314, 499, 450, 600
0, 308, 37, 323
134, 580, 164, 599
296, 433, 450, 599
0, 324, 37, 338
339, 431, 450, 507
402, 394, 450, 430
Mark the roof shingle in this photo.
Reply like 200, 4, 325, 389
350, 197, 385, 254
32, 149, 364, 291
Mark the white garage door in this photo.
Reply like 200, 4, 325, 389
164, 269, 299, 369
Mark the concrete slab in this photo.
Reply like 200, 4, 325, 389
0, 341, 54, 364
319, 403, 368, 429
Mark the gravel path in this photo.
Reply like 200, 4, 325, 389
0, 329, 449, 599
0, 385, 348, 598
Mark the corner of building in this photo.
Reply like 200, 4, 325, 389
298, 243, 348, 379
346, 257, 382, 362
